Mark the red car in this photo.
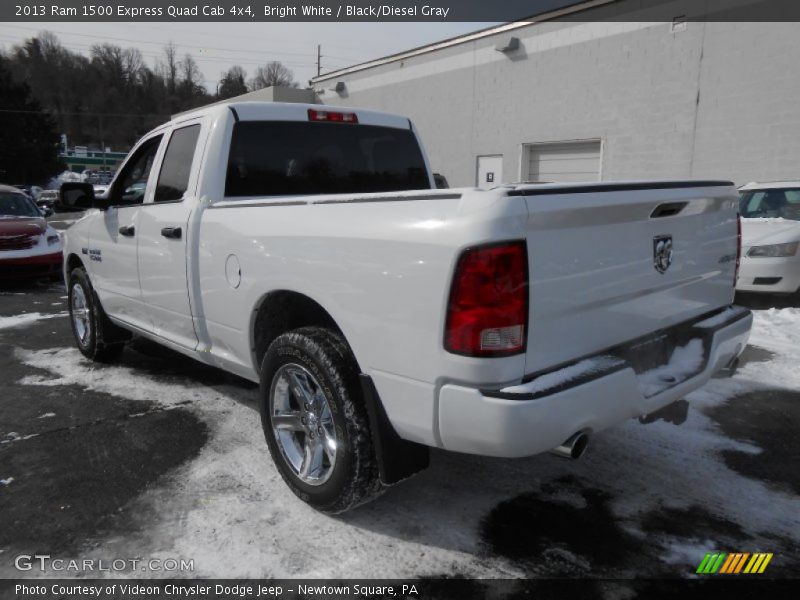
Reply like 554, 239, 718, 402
0, 184, 63, 280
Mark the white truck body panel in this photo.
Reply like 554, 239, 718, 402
63, 102, 750, 456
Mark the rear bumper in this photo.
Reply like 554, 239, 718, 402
0, 251, 63, 279
737, 256, 800, 294
438, 306, 752, 458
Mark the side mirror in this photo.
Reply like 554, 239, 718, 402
41, 206, 54, 218
59, 182, 105, 211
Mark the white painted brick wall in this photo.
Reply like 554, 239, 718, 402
317, 19, 798, 188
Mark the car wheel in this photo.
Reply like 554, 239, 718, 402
68, 267, 128, 362
259, 327, 382, 513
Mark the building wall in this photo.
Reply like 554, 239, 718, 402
313, 18, 800, 188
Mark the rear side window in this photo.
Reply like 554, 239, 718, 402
155, 124, 201, 202
225, 121, 430, 197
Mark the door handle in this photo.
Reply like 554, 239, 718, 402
118, 225, 135, 237
161, 226, 182, 239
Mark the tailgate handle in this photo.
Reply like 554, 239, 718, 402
650, 202, 688, 218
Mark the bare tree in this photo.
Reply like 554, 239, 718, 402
121, 48, 144, 85
249, 61, 297, 90
180, 54, 203, 88
159, 41, 178, 95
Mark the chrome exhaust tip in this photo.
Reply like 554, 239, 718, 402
550, 432, 589, 460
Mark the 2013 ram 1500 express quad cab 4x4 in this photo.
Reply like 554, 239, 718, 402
60, 102, 752, 512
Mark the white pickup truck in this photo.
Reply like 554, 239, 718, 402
60, 102, 752, 513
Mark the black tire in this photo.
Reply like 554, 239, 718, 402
259, 327, 382, 513
68, 267, 128, 362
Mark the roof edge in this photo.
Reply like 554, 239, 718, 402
310, 0, 619, 84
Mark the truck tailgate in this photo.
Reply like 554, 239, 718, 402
514, 181, 739, 374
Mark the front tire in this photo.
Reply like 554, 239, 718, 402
259, 327, 382, 513
68, 267, 128, 362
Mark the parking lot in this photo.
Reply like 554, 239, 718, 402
0, 213, 799, 580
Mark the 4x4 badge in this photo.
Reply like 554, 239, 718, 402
653, 235, 673, 274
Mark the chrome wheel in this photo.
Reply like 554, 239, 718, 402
71, 283, 91, 348
269, 363, 338, 486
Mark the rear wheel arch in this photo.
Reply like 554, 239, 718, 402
251, 290, 353, 373
251, 290, 430, 495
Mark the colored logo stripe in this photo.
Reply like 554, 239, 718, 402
697, 552, 773, 575
720, 553, 749, 573
744, 553, 773, 574
697, 553, 726, 574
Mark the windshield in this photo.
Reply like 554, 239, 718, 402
225, 121, 430, 197
0, 192, 41, 218
739, 189, 800, 221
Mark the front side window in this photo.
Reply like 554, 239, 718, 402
225, 121, 430, 197
111, 135, 163, 206
0, 192, 40, 218
155, 125, 201, 202
739, 189, 800, 221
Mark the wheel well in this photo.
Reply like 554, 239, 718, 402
66, 253, 84, 273
252, 291, 345, 370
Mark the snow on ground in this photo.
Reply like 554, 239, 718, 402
0, 312, 68, 330
0, 478, 14, 486
16, 347, 514, 578
10, 307, 800, 578
749, 307, 800, 354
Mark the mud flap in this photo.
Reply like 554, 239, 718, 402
359, 374, 430, 485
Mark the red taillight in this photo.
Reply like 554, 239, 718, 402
445, 241, 529, 357
308, 109, 358, 124
735, 213, 742, 286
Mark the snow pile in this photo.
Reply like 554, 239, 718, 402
501, 356, 624, 395
0, 478, 14, 486
749, 308, 800, 354
637, 339, 705, 398
0, 312, 68, 330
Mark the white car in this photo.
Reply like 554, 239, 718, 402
59, 102, 751, 513
737, 181, 800, 294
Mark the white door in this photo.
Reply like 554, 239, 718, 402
525, 141, 601, 183
137, 121, 204, 350
89, 133, 164, 332
477, 155, 503, 190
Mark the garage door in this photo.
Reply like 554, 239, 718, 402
525, 140, 601, 183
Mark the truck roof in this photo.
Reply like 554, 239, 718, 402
170, 101, 413, 131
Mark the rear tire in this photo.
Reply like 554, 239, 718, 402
259, 327, 382, 513
68, 267, 128, 362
